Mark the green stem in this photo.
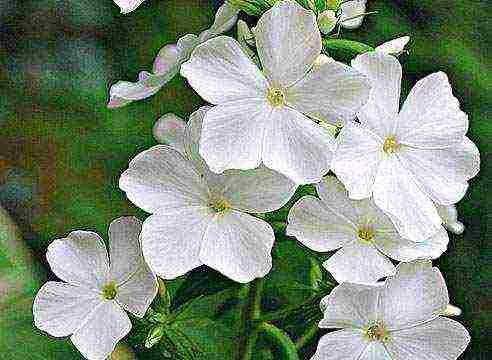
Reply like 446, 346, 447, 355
323, 38, 374, 55
259, 323, 300, 360
237, 278, 265, 360
295, 321, 319, 350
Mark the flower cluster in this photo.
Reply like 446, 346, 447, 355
33, 1, 479, 359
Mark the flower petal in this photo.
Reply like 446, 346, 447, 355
200, 2, 239, 42
351, 52, 402, 138
287, 195, 355, 252
70, 301, 131, 360
255, 0, 321, 87
386, 317, 470, 359
397, 72, 468, 148
331, 121, 384, 199
319, 282, 381, 329
180, 36, 268, 104
359, 342, 392, 359
199, 99, 269, 173
113, 0, 146, 14
140, 208, 213, 279
183, 105, 213, 170
152, 113, 187, 154
340, 1, 368, 29
312, 330, 367, 360
46, 231, 110, 289
263, 107, 335, 184
323, 241, 395, 284
379, 261, 449, 330
373, 155, 442, 241
119, 145, 209, 213
436, 204, 464, 234
286, 59, 371, 125
33, 282, 102, 337
375, 36, 410, 56
200, 211, 274, 283
108, 217, 157, 317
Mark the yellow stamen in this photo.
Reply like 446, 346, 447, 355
266, 87, 285, 107
364, 323, 390, 342
383, 136, 400, 154
211, 198, 231, 214
357, 227, 375, 243
101, 282, 118, 300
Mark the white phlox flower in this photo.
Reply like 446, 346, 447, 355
375, 36, 410, 56
119, 107, 297, 283
107, 2, 239, 108
287, 176, 449, 284
331, 51, 480, 241
313, 260, 471, 359
33, 217, 157, 360
113, 0, 146, 14
180, 0, 371, 184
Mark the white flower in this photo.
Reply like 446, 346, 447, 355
180, 0, 370, 184
107, 2, 239, 108
437, 204, 465, 235
287, 176, 448, 283
313, 260, 470, 360
375, 36, 410, 56
119, 107, 297, 283
339, 0, 367, 29
331, 51, 480, 241
33, 217, 157, 360
113, 0, 146, 14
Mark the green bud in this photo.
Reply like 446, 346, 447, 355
325, 0, 343, 11
145, 326, 165, 349
317, 10, 337, 34
157, 278, 172, 315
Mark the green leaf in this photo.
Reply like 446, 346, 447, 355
145, 325, 165, 349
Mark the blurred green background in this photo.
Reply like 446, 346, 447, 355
0, 0, 490, 358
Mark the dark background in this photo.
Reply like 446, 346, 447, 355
0, 0, 490, 358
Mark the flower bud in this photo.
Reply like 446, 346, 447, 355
317, 10, 338, 35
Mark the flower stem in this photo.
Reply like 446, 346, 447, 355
323, 38, 374, 55
259, 323, 300, 360
295, 321, 319, 350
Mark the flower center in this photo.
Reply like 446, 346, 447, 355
101, 282, 118, 300
211, 198, 231, 213
364, 323, 389, 342
383, 136, 400, 154
266, 87, 285, 107
357, 226, 375, 244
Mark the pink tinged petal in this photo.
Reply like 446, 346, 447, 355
379, 261, 449, 330
119, 145, 209, 214
33, 282, 102, 338
70, 301, 132, 360
312, 330, 367, 360
46, 231, 110, 289
331, 121, 384, 199
323, 242, 396, 284
255, 0, 321, 87
140, 209, 213, 279
397, 72, 469, 148
340, 0, 367, 29
108, 217, 157, 317
216, 166, 297, 213
200, 211, 274, 283
199, 99, 269, 173
386, 317, 470, 360
262, 107, 335, 185
113, 0, 146, 14
107, 80, 162, 108
287, 196, 355, 252
286, 59, 371, 125
180, 36, 268, 104
319, 282, 381, 329
351, 52, 402, 137
153, 34, 199, 75
373, 155, 442, 241
153, 113, 187, 153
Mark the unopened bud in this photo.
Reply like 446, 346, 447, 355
440, 304, 462, 317
317, 10, 338, 35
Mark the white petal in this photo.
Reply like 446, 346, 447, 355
200, 211, 274, 283
375, 36, 410, 55
340, 0, 367, 29
331, 121, 384, 199
319, 282, 381, 329
375, 226, 449, 262
213, 166, 297, 213
108, 217, 157, 317
386, 317, 470, 360
397, 72, 468, 148
180, 36, 268, 104
436, 204, 465, 234
46, 231, 110, 289
323, 242, 395, 284
379, 261, 449, 330
113, 0, 146, 14
351, 52, 402, 138
107, 80, 162, 109
263, 107, 335, 184
140, 208, 213, 279
152, 113, 187, 153
153, 34, 199, 76
359, 342, 392, 360
70, 301, 131, 360
373, 155, 442, 241
33, 282, 102, 337
255, 0, 321, 87
286, 59, 371, 125
312, 330, 367, 360
183, 106, 212, 170
287, 196, 355, 252
201, 2, 239, 40
199, 99, 269, 173
119, 145, 209, 213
